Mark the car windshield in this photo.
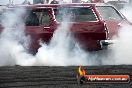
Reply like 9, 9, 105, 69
96, 6, 123, 21
54, 7, 97, 22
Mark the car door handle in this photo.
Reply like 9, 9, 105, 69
43, 27, 50, 29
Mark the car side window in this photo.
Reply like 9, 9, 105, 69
26, 11, 39, 26
54, 7, 97, 22
26, 9, 50, 26
96, 6, 123, 21
39, 10, 50, 26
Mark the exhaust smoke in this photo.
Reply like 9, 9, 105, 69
111, 25, 132, 64
0, 8, 35, 66
0, 7, 90, 66
121, 5, 132, 22
99, 4, 132, 65
35, 10, 89, 66
0, 4, 132, 66
35, 22, 88, 66
107, 4, 132, 65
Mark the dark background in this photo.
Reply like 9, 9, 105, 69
0, 65, 132, 88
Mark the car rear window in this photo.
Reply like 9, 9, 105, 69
96, 6, 123, 21
54, 7, 97, 22
26, 9, 50, 26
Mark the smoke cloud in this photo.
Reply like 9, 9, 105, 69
121, 4, 132, 22
0, 3, 132, 66
105, 3, 132, 65
102, 4, 132, 65
0, 8, 35, 66
34, 9, 90, 66
111, 25, 132, 65
0, 7, 91, 66
35, 22, 88, 66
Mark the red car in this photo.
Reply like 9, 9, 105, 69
0, 3, 130, 54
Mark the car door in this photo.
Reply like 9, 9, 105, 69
25, 7, 54, 53
53, 6, 107, 50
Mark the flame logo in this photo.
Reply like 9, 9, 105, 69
78, 66, 86, 76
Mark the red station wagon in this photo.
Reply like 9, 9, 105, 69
0, 3, 130, 54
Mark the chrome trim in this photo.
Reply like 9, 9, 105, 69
100, 40, 116, 49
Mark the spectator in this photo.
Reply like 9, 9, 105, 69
9, 0, 13, 5
130, 0, 132, 5
50, 0, 59, 4
26, 12, 39, 26
86, 0, 91, 3
72, 0, 81, 3
22, 0, 31, 4
46, 0, 50, 3
59, 0, 64, 4
91, 0, 104, 3
42, 0, 50, 4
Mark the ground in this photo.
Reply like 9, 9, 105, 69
0, 65, 132, 88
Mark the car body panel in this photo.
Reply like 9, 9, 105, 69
20, 4, 107, 52
0, 3, 130, 53
96, 5, 131, 38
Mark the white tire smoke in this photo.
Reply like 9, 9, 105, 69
0, 4, 132, 66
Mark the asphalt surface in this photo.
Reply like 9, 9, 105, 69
0, 65, 132, 88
